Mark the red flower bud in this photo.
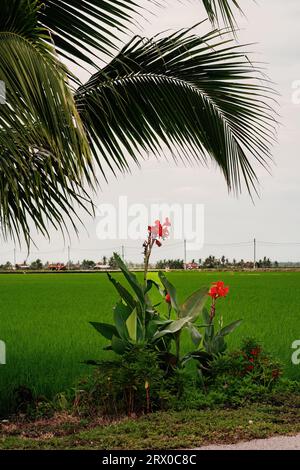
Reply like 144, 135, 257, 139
165, 293, 171, 304
156, 240, 162, 247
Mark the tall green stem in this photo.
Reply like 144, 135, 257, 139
143, 235, 155, 288
175, 331, 181, 366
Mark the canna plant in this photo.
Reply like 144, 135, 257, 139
185, 281, 242, 377
90, 220, 172, 355
203, 281, 242, 355
89, 220, 241, 373
152, 272, 208, 365
89, 220, 209, 367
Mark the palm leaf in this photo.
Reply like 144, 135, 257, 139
0, 0, 94, 243
39, 0, 148, 71
202, 0, 244, 29
75, 26, 277, 194
38, 1, 244, 72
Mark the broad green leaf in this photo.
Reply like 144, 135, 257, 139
212, 336, 227, 354
180, 287, 208, 320
145, 319, 161, 341
111, 335, 128, 355
89, 322, 119, 340
126, 308, 137, 342
202, 308, 211, 325
158, 272, 179, 314
204, 323, 214, 342
146, 272, 165, 295
187, 323, 203, 347
113, 253, 145, 305
153, 316, 192, 341
113, 301, 132, 340
145, 279, 163, 295
107, 272, 135, 309
218, 320, 242, 337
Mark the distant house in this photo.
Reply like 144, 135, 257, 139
185, 262, 199, 270
48, 263, 67, 271
93, 264, 110, 270
15, 264, 29, 270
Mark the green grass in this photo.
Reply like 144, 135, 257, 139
2, 402, 300, 449
0, 271, 299, 415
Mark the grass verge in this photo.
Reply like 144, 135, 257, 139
2, 397, 300, 449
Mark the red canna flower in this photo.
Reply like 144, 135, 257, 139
143, 218, 171, 286
165, 293, 171, 304
208, 281, 229, 299
149, 219, 171, 240
158, 221, 163, 237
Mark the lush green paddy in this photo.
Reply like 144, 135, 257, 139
0, 271, 299, 414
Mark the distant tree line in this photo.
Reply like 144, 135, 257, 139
200, 255, 278, 269
154, 255, 279, 270
0, 255, 286, 272
156, 259, 184, 269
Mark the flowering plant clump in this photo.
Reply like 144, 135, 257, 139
89, 218, 244, 412
90, 220, 242, 363
186, 280, 242, 372
239, 339, 282, 383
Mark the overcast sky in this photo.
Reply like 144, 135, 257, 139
2, 0, 300, 265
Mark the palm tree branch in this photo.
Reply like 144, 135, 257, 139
38, 1, 244, 72
0, 20, 95, 242
75, 29, 277, 194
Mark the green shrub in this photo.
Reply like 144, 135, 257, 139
208, 338, 282, 387
74, 347, 170, 417
12, 385, 55, 419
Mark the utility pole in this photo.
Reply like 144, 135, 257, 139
253, 238, 256, 270
13, 247, 16, 268
121, 245, 125, 261
184, 239, 187, 269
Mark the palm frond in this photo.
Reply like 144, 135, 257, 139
202, 0, 244, 29
38, 0, 145, 71
38, 1, 244, 73
75, 27, 277, 194
0, 0, 94, 243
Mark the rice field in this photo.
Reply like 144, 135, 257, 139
0, 271, 299, 415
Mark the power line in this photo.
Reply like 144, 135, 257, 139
204, 241, 252, 247
258, 241, 300, 246
2, 239, 300, 265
